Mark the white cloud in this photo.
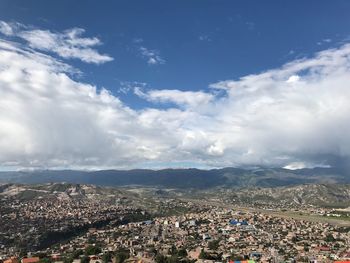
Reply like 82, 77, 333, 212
283, 162, 331, 170
0, 21, 113, 64
0, 21, 14, 36
283, 162, 307, 170
139, 46, 165, 65
133, 38, 144, 44
317, 38, 332, 45
19, 28, 113, 64
0, 39, 180, 169
134, 88, 214, 108
118, 81, 147, 94
208, 44, 350, 167
198, 35, 211, 42
1, 25, 350, 169
286, 75, 300, 83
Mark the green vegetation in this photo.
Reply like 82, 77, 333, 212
198, 249, 221, 260
208, 239, 220, 250
114, 249, 129, 263
325, 233, 335, 242
102, 252, 112, 263
155, 254, 194, 263
81, 256, 89, 263
154, 246, 190, 263
85, 245, 102, 255
39, 258, 52, 263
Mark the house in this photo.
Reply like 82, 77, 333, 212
21, 257, 40, 263
4, 257, 19, 263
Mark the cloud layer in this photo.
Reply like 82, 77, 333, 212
1, 22, 350, 169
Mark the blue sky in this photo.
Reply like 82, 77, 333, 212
1, 1, 350, 170
1, 0, 349, 108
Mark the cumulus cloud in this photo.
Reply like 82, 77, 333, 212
0, 39, 180, 169
1, 25, 350, 169
0, 21, 113, 64
209, 45, 350, 167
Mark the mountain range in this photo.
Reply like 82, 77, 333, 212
0, 167, 348, 189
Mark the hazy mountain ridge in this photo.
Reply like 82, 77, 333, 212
0, 167, 347, 189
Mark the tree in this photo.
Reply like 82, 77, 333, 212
177, 248, 187, 258
102, 253, 112, 263
81, 256, 89, 263
166, 256, 179, 263
199, 249, 206, 259
85, 245, 102, 256
114, 250, 129, 263
278, 248, 285, 255
72, 250, 84, 259
198, 249, 221, 261
199, 249, 213, 260
155, 254, 167, 263
19, 249, 28, 258
208, 240, 220, 250
325, 234, 335, 242
63, 257, 73, 263
169, 245, 177, 255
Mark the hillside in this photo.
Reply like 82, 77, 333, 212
3, 182, 350, 209
0, 182, 159, 210
215, 184, 350, 208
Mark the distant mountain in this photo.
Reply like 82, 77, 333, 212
223, 183, 350, 208
0, 167, 348, 189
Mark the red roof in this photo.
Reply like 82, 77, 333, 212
319, 246, 330, 251
4, 257, 19, 263
22, 257, 40, 263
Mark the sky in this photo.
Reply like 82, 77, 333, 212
0, 0, 350, 170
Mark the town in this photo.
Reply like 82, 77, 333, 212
1, 184, 350, 263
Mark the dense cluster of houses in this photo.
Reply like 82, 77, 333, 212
1, 185, 350, 263
2, 207, 349, 263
